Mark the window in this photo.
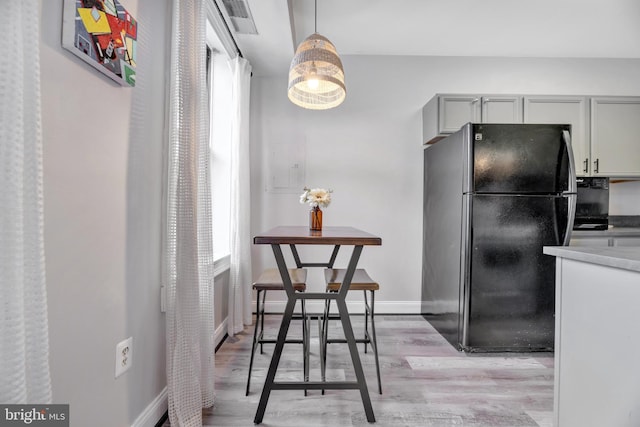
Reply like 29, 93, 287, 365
206, 22, 233, 267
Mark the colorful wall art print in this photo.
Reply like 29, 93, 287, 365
62, 0, 137, 86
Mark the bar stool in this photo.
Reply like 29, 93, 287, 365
321, 268, 382, 394
246, 268, 309, 396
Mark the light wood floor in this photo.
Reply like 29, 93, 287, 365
167, 315, 554, 426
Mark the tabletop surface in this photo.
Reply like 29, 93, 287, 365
254, 226, 382, 246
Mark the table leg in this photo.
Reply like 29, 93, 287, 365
336, 245, 376, 423
254, 245, 297, 424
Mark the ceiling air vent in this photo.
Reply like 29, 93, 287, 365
221, 0, 258, 35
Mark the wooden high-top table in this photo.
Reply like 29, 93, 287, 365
252, 226, 382, 424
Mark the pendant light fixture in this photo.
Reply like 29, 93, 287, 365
287, 0, 346, 110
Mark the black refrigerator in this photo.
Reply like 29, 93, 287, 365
421, 123, 576, 352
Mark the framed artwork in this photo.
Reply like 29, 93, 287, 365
62, 0, 137, 86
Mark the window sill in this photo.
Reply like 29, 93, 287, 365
214, 254, 231, 277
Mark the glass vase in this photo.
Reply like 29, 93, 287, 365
309, 206, 323, 231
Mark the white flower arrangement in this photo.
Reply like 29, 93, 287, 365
299, 187, 332, 208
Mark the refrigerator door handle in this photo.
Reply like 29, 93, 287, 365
562, 130, 577, 194
562, 130, 577, 245
562, 194, 577, 246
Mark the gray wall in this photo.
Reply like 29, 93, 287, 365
40, 1, 169, 425
250, 55, 640, 312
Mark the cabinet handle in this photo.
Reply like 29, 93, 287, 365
594, 158, 599, 174
583, 158, 588, 174
472, 98, 479, 103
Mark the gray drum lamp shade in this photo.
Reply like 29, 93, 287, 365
287, 33, 346, 110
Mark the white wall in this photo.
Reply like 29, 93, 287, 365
250, 55, 640, 312
610, 179, 640, 215
40, 1, 168, 425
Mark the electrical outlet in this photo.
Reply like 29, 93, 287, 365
115, 337, 133, 378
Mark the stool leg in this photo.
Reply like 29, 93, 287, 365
369, 290, 382, 394
259, 289, 267, 354
317, 314, 324, 391
321, 297, 331, 395
363, 290, 369, 354
246, 289, 262, 396
301, 296, 308, 396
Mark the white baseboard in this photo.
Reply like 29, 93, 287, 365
261, 300, 421, 315
131, 386, 167, 427
215, 317, 228, 348
421, 300, 459, 314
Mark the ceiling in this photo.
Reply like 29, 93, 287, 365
229, 0, 640, 76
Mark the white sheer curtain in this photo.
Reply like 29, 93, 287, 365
165, 0, 215, 425
228, 56, 253, 336
0, 0, 52, 404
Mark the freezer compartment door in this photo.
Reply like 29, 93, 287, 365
460, 194, 571, 351
471, 123, 572, 194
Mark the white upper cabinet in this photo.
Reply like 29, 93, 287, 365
590, 97, 640, 177
438, 95, 481, 134
423, 94, 521, 143
482, 96, 523, 124
523, 96, 590, 176
423, 93, 640, 178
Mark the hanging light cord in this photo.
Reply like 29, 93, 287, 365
314, 0, 318, 33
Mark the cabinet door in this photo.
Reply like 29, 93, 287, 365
482, 96, 522, 124
591, 97, 640, 177
524, 96, 590, 176
554, 258, 640, 427
438, 95, 481, 134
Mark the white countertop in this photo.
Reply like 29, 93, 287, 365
543, 246, 640, 273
